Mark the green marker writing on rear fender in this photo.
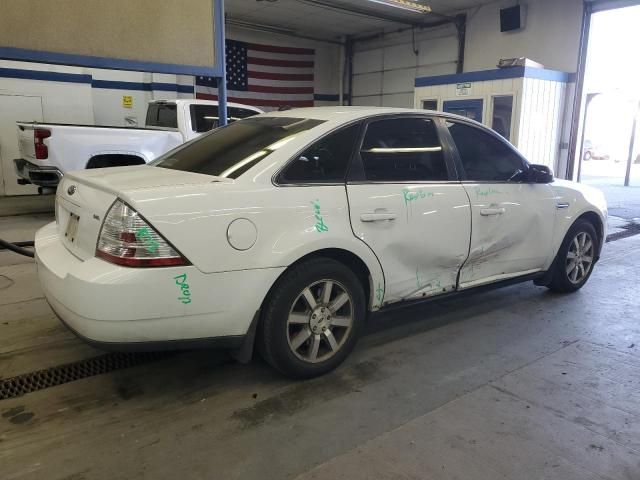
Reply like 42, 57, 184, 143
174, 273, 192, 304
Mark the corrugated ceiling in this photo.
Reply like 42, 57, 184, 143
227, 0, 496, 40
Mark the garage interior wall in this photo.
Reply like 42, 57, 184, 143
350, 0, 583, 108
0, 28, 342, 194
0, 29, 342, 126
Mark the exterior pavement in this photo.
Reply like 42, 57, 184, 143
0, 216, 639, 480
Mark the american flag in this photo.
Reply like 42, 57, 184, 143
195, 39, 315, 109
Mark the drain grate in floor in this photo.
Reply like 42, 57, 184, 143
0, 352, 169, 400
606, 222, 640, 243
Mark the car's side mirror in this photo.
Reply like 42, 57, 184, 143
527, 164, 554, 184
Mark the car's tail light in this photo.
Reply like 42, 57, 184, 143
34, 128, 51, 160
96, 199, 188, 267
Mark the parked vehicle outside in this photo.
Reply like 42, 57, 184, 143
13, 99, 262, 189
35, 107, 607, 378
583, 139, 611, 161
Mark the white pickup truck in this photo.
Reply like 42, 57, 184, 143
14, 99, 263, 189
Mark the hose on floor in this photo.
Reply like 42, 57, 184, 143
0, 239, 35, 258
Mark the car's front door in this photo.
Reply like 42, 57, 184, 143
442, 120, 556, 288
346, 116, 471, 306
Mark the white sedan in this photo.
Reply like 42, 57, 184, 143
35, 107, 607, 378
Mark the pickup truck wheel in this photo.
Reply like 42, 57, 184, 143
258, 258, 365, 379
547, 219, 598, 293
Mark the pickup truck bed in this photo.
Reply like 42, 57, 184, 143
15, 122, 183, 188
14, 99, 263, 190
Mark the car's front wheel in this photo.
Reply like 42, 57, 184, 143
547, 219, 599, 293
258, 258, 366, 379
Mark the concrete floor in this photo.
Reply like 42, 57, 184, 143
1, 216, 639, 480
581, 159, 640, 221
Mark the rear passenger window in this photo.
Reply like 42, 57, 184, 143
446, 122, 525, 181
279, 124, 360, 184
146, 103, 177, 129
360, 118, 448, 182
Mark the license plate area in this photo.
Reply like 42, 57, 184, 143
64, 213, 80, 243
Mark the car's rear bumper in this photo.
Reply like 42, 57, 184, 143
14, 158, 63, 188
35, 222, 283, 348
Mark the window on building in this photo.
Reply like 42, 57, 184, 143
491, 96, 514, 141
422, 99, 438, 111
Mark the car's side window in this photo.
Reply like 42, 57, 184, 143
359, 118, 448, 182
279, 124, 360, 184
445, 121, 526, 182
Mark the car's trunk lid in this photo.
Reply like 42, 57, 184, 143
56, 166, 226, 260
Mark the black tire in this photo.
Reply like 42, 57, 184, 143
547, 219, 599, 293
583, 151, 592, 161
257, 257, 366, 379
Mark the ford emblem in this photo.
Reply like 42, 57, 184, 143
67, 185, 76, 196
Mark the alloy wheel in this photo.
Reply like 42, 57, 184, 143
566, 231, 594, 284
286, 279, 353, 363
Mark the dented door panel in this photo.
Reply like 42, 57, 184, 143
458, 183, 556, 288
347, 183, 471, 305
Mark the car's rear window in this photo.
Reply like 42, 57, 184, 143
151, 117, 325, 179
190, 104, 260, 132
146, 103, 178, 129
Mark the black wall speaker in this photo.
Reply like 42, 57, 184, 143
500, 5, 524, 32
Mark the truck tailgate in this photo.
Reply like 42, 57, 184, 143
17, 123, 36, 162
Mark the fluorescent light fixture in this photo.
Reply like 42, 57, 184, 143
367, 0, 431, 14
364, 146, 442, 153
227, 18, 296, 35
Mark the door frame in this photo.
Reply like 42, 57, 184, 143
346, 114, 462, 184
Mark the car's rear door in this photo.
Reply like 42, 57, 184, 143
441, 120, 556, 289
346, 115, 471, 306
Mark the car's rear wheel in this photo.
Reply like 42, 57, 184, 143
258, 258, 366, 379
547, 219, 599, 293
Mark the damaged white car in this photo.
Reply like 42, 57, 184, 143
35, 107, 607, 378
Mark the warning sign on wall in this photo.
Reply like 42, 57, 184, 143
122, 96, 133, 109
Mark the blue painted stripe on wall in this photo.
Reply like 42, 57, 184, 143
0, 67, 91, 84
91, 80, 194, 93
0, 68, 193, 93
415, 67, 572, 87
151, 82, 194, 93
0, 46, 222, 77
91, 80, 149, 91
314, 93, 339, 101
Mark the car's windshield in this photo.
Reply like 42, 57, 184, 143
151, 117, 324, 179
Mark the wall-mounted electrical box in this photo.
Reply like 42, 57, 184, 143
500, 5, 526, 32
